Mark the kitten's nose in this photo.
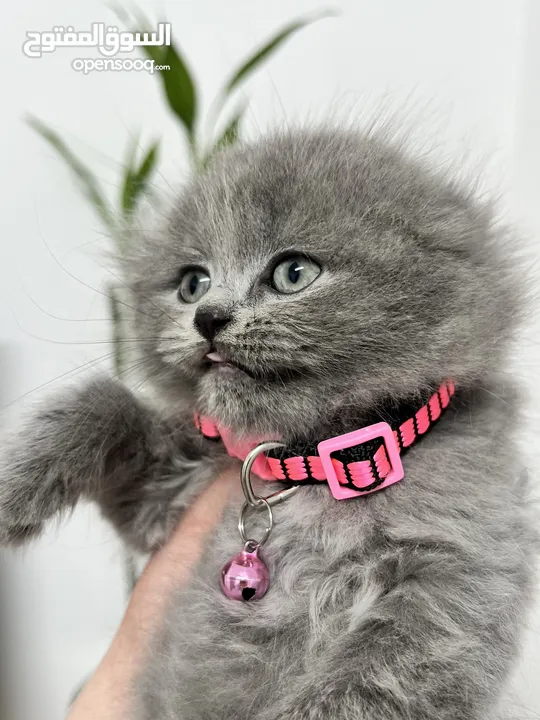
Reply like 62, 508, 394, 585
194, 308, 232, 342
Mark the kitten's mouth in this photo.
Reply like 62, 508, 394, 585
204, 351, 253, 378
203, 349, 305, 383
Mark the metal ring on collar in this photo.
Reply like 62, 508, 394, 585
238, 498, 273, 548
240, 441, 301, 508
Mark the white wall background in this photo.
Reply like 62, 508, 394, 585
1, 1, 539, 718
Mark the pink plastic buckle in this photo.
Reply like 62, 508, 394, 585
317, 422, 404, 500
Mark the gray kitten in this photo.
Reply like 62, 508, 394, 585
0, 128, 536, 719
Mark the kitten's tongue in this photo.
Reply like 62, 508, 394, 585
206, 351, 224, 362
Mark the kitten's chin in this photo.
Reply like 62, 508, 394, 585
198, 364, 260, 414
198, 354, 308, 400
195, 367, 326, 441
203, 361, 255, 386
197, 368, 280, 433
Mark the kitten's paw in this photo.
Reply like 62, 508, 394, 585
0, 421, 68, 545
0, 377, 125, 545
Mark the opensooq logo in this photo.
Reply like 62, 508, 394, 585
23, 22, 172, 59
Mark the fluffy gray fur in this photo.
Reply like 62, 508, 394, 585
0, 128, 536, 719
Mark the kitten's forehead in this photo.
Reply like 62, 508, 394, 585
172, 135, 361, 267
163, 128, 484, 280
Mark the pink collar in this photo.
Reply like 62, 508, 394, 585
195, 418, 277, 480
196, 381, 455, 501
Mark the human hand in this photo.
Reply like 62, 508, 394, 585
67, 468, 239, 720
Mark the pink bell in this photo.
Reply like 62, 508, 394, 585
220, 544, 270, 601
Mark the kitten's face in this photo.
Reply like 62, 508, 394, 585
127, 130, 516, 439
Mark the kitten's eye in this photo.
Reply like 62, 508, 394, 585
271, 255, 321, 294
177, 269, 211, 303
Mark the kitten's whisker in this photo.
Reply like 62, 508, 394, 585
116, 116, 176, 196
33, 207, 159, 322
22, 287, 110, 324
0, 351, 117, 413
62, 230, 112, 257
478, 386, 511, 405
94, 259, 184, 333
268, 76, 290, 132
9, 313, 175, 347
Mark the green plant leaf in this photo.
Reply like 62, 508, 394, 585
223, 12, 333, 96
215, 107, 244, 150
198, 106, 246, 172
113, 4, 166, 62
138, 37, 166, 64
201, 106, 245, 171
119, 133, 140, 215
125, 7, 168, 63
125, 7, 197, 136
121, 139, 159, 216
135, 34, 196, 135
159, 43, 197, 135
136, 140, 160, 189
125, 131, 141, 168
27, 116, 115, 232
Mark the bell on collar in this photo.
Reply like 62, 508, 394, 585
220, 543, 270, 601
